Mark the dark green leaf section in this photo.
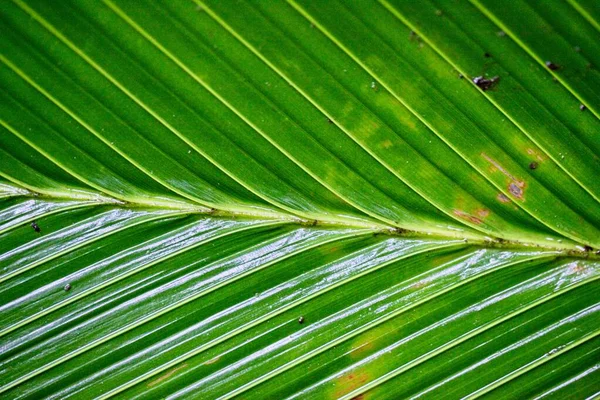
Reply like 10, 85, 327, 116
0, 196, 598, 399
472, 0, 600, 117
1, 0, 598, 247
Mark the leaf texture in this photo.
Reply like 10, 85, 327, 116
0, 0, 599, 398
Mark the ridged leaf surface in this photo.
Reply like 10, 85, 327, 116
0, 0, 599, 398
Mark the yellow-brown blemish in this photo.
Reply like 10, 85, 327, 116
482, 153, 519, 182
411, 280, 430, 290
334, 371, 370, 398
381, 139, 393, 149
497, 193, 511, 203
147, 363, 188, 387
476, 209, 490, 218
347, 325, 390, 362
526, 148, 546, 162
202, 356, 221, 365
453, 209, 483, 225
569, 263, 586, 274
349, 341, 375, 358
482, 153, 527, 200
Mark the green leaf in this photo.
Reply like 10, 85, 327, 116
1, 0, 599, 399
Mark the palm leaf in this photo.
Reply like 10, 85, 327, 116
1, 0, 599, 398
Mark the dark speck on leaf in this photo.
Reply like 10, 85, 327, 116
580, 104, 587, 111
327, 118, 333, 124
298, 316, 305, 324
64, 283, 71, 291
545, 61, 560, 70
458, 74, 464, 79
529, 161, 538, 170
583, 246, 593, 252
31, 221, 41, 233
472, 76, 499, 91
484, 52, 491, 58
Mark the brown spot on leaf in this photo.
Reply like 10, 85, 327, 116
147, 363, 188, 387
476, 209, 490, 218
525, 148, 546, 162
529, 161, 538, 170
482, 153, 527, 200
335, 371, 370, 398
508, 182, 523, 199
453, 209, 483, 225
497, 193, 510, 203
545, 61, 560, 70
482, 153, 518, 181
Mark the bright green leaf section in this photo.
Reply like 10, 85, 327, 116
0, 0, 599, 398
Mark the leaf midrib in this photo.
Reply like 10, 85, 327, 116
4, 186, 598, 259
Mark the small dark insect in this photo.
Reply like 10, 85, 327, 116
545, 61, 560, 70
327, 118, 333, 124
31, 221, 41, 233
529, 161, 538, 170
580, 104, 587, 111
472, 76, 499, 91
64, 283, 71, 291
458, 74, 464, 79
583, 245, 593, 252
409, 31, 423, 46
484, 52, 491, 58
298, 316, 305, 324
